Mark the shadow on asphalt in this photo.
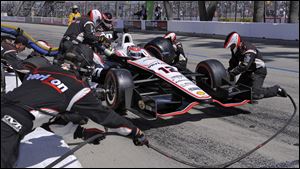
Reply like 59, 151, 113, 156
128, 105, 251, 131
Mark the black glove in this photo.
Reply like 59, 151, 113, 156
60, 113, 88, 125
131, 128, 149, 147
227, 69, 236, 82
74, 126, 105, 145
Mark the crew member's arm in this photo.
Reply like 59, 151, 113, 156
68, 13, 74, 26
1, 49, 24, 71
173, 42, 188, 71
70, 90, 148, 146
70, 89, 136, 136
228, 50, 239, 71
83, 21, 100, 45
229, 50, 256, 76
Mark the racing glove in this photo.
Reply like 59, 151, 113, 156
227, 69, 236, 82
74, 126, 105, 145
131, 127, 149, 147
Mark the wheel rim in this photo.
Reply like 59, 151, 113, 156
106, 76, 117, 106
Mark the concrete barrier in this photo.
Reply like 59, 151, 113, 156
168, 21, 299, 41
1, 16, 298, 40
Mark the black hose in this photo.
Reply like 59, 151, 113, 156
45, 95, 297, 168
147, 94, 297, 168
45, 132, 118, 168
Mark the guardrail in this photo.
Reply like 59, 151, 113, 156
1, 16, 298, 41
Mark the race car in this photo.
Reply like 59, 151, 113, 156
96, 33, 253, 120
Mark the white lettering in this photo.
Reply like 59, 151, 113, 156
2, 115, 23, 132
57, 83, 69, 92
51, 79, 61, 85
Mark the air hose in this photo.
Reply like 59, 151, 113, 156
1, 24, 60, 56
45, 97, 296, 168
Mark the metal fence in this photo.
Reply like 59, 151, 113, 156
1, 1, 297, 23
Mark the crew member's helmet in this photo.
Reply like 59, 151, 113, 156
72, 5, 79, 13
224, 31, 241, 54
164, 32, 176, 43
88, 9, 102, 27
101, 12, 113, 30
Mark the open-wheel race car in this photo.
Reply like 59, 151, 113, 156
97, 33, 253, 120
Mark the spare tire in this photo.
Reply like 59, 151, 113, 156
144, 37, 176, 65
195, 59, 229, 89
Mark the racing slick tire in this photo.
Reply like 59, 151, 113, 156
104, 68, 134, 115
195, 59, 229, 89
144, 37, 176, 65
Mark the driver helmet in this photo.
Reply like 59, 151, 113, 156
72, 5, 79, 13
164, 32, 176, 43
88, 9, 102, 27
224, 32, 241, 54
127, 46, 143, 59
102, 12, 113, 29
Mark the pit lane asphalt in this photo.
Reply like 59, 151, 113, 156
2, 22, 299, 168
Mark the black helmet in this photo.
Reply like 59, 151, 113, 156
102, 12, 113, 30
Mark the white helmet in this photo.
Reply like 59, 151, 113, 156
224, 32, 241, 54
89, 9, 102, 26
72, 5, 78, 10
164, 32, 176, 43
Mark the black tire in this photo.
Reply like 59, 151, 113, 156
1, 63, 5, 95
144, 37, 176, 65
104, 69, 134, 114
195, 59, 229, 89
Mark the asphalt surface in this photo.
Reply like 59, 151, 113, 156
2, 22, 299, 168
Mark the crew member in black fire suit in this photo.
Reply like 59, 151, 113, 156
163, 32, 189, 72
1, 35, 30, 71
1, 44, 148, 168
58, 9, 111, 85
224, 31, 288, 99
59, 9, 107, 55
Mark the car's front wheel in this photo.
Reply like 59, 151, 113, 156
104, 69, 134, 115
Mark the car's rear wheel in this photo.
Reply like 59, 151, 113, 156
144, 37, 176, 65
195, 59, 229, 89
104, 69, 134, 115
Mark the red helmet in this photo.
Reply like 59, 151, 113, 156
224, 32, 241, 53
164, 32, 176, 43
127, 46, 142, 58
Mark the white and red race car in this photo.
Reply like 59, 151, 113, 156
97, 33, 253, 120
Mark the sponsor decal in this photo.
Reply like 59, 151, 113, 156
197, 91, 206, 96
145, 21, 167, 31
2, 115, 22, 132
188, 87, 200, 91
27, 74, 68, 93
124, 21, 141, 30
